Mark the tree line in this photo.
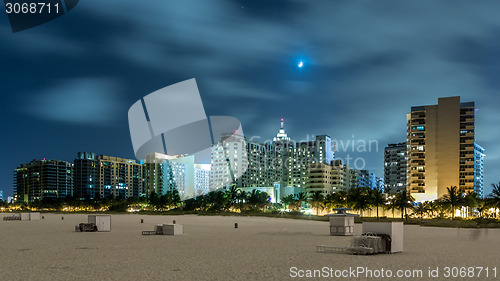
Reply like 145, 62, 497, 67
2, 182, 500, 220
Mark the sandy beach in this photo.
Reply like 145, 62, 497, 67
0, 213, 498, 281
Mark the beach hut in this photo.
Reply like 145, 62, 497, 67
362, 222, 403, 253
162, 224, 183, 236
88, 215, 111, 232
29, 213, 41, 220
325, 208, 358, 236
20, 213, 30, 221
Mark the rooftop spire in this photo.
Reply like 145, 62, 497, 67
273, 118, 290, 142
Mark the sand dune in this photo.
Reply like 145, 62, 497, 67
0, 213, 498, 280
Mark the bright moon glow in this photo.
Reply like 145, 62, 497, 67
298, 61, 303, 68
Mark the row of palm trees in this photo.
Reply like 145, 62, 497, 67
2, 186, 272, 213
4, 183, 500, 219
289, 183, 500, 220
417, 184, 500, 219
282, 187, 415, 220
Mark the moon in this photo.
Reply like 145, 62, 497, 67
298, 61, 303, 68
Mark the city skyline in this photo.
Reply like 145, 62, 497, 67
1, 0, 499, 198
11, 119, 382, 202
1, 99, 493, 198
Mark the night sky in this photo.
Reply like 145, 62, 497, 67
1, 0, 499, 197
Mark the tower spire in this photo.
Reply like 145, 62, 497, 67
273, 118, 290, 142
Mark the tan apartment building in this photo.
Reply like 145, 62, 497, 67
407, 96, 477, 202
98, 155, 143, 199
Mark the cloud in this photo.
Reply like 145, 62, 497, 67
24, 78, 124, 126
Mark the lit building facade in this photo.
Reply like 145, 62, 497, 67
210, 132, 248, 190
286, 135, 334, 189
307, 162, 347, 194
208, 118, 377, 199
349, 169, 370, 188
14, 159, 73, 203
406, 96, 483, 202
384, 143, 407, 194
98, 155, 143, 199
375, 177, 385, 191
474, 143, 485, 198
305, 159, 378, 193
194, 164, 211, 196
73, 152, 99, 200
237, 139, 283, 188
143, 152, 199, 200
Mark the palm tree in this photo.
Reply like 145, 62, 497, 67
224, 184, 239, 210
369, 188, 386, 220
248, 190, 270, 211
347, 187, 371, 217
476, 200, 488, 218
427, 200, 439, 218
281, 194, 296, 211
391, 190, 415, 221
336, 190, 348, 207
308, 191, 325, 215
462, 192, 479, 218
148, 191, 161, 211
487, 182, 500, 217
413, 201, 431, 220
294, 192, 307, 212
441, 186, 463, 219
235, 190, 248, 211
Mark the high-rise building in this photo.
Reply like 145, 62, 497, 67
0, 190, 3, 201
210, 132, 247, 190
142, 153, 164, 196
144, 152, 200, 200
306, 161, 349, 193
349, 169, 370, 188
375, 177, 385, 191
474, 143, 485, 198
14, 159, 73, 203
384, 143, 407, 194
272, 118, 294, 187
97, 155, 143, 199
237, 139, 283, 188
306, 159, 378, 193
406, 96, 483, 202
194, 164, 211, 196
73, 152, 99, 200
285, 135, 334, 188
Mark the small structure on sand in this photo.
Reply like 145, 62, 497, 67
318, 222, 404, 255
29, 213, 41, 220
142, 224, 183, 236
3, 213, 41, 221
325, 208, 358, 236
75, 215, 111, 232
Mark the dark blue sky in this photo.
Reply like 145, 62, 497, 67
1, 0, 499, 197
